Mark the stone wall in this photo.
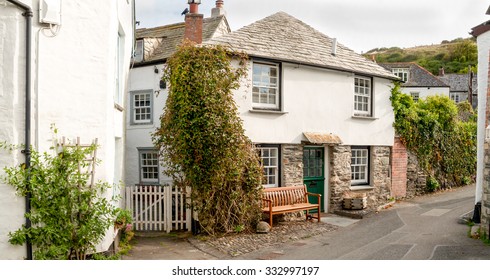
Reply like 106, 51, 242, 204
281, 144, 304, 186
329, 145, 352, 210
406, 151, 427, 198
329, 145, 392, 211
369, 146, 392, 208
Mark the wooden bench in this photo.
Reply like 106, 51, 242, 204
262, 185, 321, 227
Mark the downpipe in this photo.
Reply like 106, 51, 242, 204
7, 0, 33, 260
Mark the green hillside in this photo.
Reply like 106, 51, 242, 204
364, 38, 477, 75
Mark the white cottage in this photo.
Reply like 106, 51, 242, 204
0, 0, 134, 259
379, 62, 450, 102
127, 1, 398, 215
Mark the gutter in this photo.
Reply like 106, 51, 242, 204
7, 0, 33, 260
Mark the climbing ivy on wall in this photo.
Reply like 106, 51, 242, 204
152, 41, 263, 235
390, 83, 477, 191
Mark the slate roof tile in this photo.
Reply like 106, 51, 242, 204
134, 16, 229, 64
379, 62, 449, 88
205, 12, 397, 80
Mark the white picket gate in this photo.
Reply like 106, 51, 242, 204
125, 185, 191, 233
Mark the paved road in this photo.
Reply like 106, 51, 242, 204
237, 184, 490, 260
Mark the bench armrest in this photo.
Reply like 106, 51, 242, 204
306, 192, 322, 198
262, 198, 272, 207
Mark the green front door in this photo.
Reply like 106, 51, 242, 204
303, 147, 325, 212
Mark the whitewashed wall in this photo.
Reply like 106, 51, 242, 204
0, 0, 133, 259
476, 31, 490, 204
126, 64, 170, 186
125, 60, 396, 190
399, 86, 450, 100
235, 62, 395, 146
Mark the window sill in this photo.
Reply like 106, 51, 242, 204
352, 115, 378, 120
349, 185, 374, 191
249, 109, 288, 115
129, 123, 154, 128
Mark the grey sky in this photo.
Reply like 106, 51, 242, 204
135, 0, 489, 53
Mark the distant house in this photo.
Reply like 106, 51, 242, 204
471, 6, 490, 236
127, 1, 398, 214
1, 1, 134, 259
379, 62, 450, 102
438, 69, 477, 107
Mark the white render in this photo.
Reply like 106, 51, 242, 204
236, 62, 394, 146
126, 60, 395, 186
126, 64, 170, 186
476, 31, 490, 204
398, 86, 450, 101
0, 0, 134, 259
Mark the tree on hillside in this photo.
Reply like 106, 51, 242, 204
152, 41, 263, 235
365, 38, 477, 74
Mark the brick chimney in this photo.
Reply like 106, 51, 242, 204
211, 0, 226, 17
184, 2, 203, 44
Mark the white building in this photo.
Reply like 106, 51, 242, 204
0, 0, 134, 259
379, 62, 450, 102
471, 7, 490, 233
127, 1, 398, 214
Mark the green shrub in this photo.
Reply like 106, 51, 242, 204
2, 131, 117, 260
390, 83, 477, 191
152, 41, 263, 235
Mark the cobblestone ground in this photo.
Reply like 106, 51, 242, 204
191, 220, 338, 257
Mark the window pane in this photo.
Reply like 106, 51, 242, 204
351, 148, 369, 184
257, 147, 279, 187
252, 62, 280, 108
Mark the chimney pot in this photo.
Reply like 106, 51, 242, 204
212, 0, 226, 17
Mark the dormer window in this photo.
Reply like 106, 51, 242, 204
133, 40, 143, 63
392, 68, 409, 82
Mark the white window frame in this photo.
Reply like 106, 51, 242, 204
354, 76, 372, 116
130, 90, 153, 125
252, 62, 280, 110
392, 68, 409, 82
351, 147, 369, 186
410, 92, 420, 102
138, 149, 159, 184
257, 145, 279, 188
450, 92, 462, 103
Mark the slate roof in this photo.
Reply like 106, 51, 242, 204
134, 15, 229, 65
205, 12, 397, 80
471, 20, 490, 38
439, 73, 477, 93
379, 62, 449, 88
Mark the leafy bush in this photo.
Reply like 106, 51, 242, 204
390, 83, 477, 190
152, 41, 263, 235
2, 135, 117, 259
